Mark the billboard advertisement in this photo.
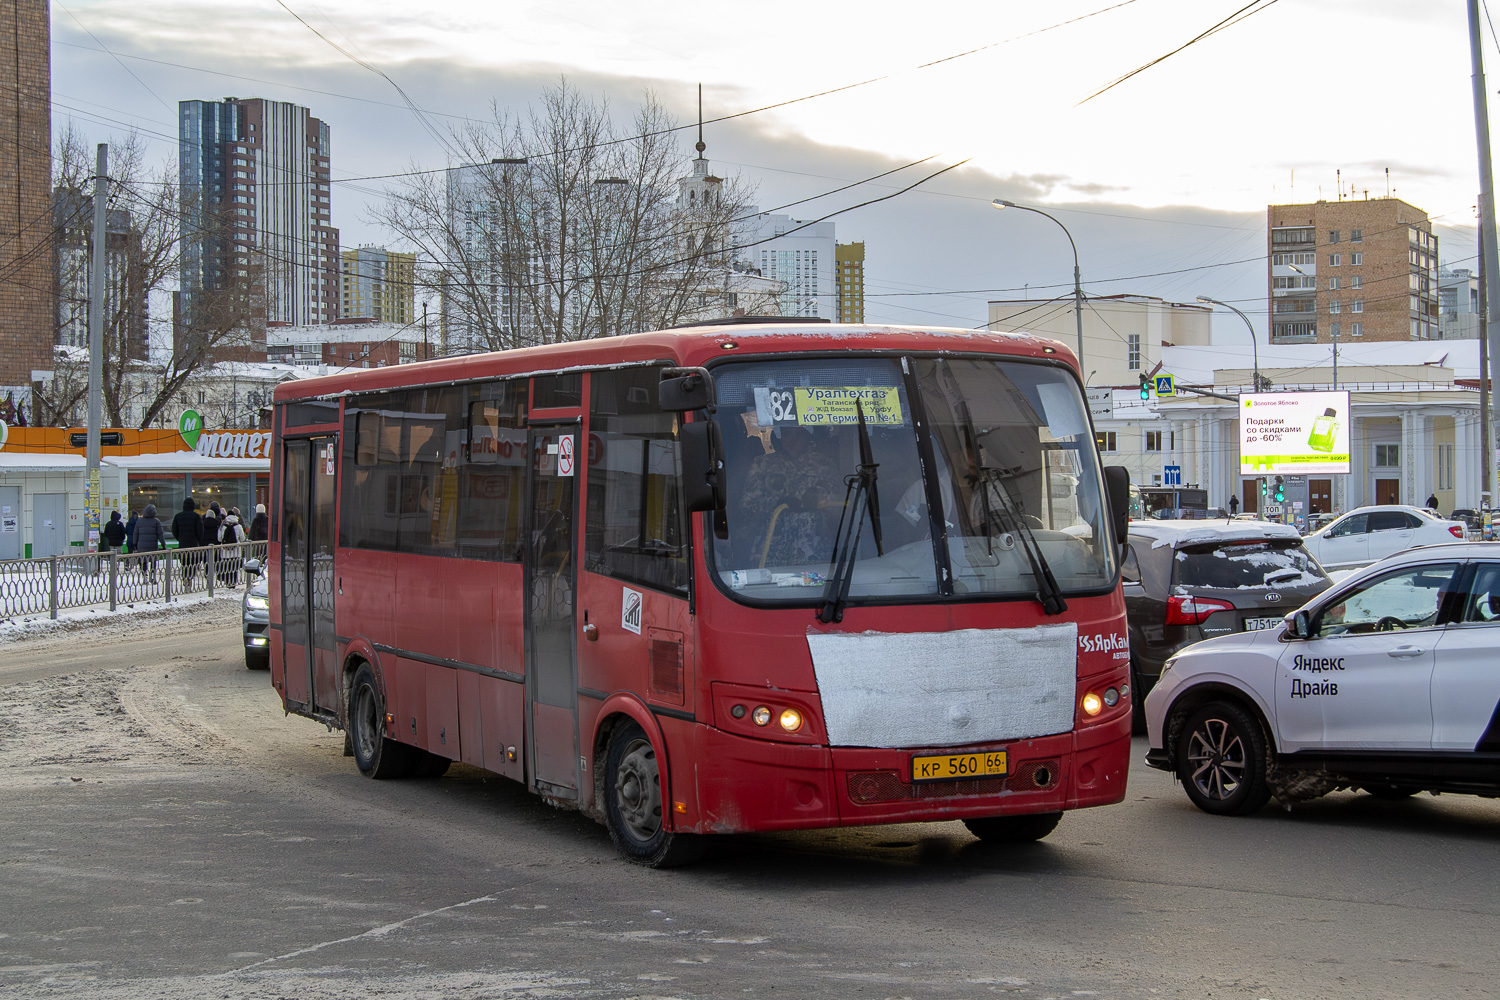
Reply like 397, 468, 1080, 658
1238, 390, 1350, 475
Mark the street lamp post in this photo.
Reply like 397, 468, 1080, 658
1196, 295, 1262, 393
992, 199, 1084, 366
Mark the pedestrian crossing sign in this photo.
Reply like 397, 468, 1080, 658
1154, 375, 1176, 398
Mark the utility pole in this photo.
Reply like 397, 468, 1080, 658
1482, 220, 1492, 511
86, 143, 108, 553
1469, 0, 1500, 510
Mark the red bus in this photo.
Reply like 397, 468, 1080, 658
267, 321, 1133, 866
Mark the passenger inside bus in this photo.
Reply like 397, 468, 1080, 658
740, 425, 847, 567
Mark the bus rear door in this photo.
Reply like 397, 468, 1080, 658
525, 424, 580, 799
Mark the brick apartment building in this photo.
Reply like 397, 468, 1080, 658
1268, 197, 1439, 344
0, 0, 52, 402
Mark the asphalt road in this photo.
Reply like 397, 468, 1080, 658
3, 611, 1500, 999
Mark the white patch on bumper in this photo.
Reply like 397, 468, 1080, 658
806, 623, 1079, 748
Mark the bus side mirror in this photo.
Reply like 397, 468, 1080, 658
679, 418, 725, 516
1104, 465, 1130, 548
660, 367, 716, 412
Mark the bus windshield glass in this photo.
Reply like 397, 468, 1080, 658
710, 356, 1114, 604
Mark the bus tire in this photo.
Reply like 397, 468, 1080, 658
348, 663, 417, 780
604, 721, 704, 868
963, 811, 1062, 843
1176, 700, 1271, 816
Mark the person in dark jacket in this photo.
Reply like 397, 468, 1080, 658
124, 510, 138, 552
102, 511, 126, 551
202, 502, 221, 549
249, 503, 268, 542
135, 504, 165, 582
217, 512, 243, 585
172, 498, 205, 585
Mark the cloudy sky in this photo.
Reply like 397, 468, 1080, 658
50, 0, 1493, 340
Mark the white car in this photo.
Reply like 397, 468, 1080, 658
1299, 504, 1466, 570
1144, 542, 1500, 815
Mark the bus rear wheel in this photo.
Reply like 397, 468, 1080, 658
349, 663, 417, 779
604, 721, 704, 868
963, 812, 1062, 843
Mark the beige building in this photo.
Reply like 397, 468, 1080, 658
986, 293, 1210, 388
835, 242, 865, 323
1268, 198, 1438, 345
341, 247, 416, 326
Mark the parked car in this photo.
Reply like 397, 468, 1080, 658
242, 558, 270, 670
1450, 508, 1482, 533
1302, 512, 1339, 535
1299, 504, 1466, 570
1122, 521, 1333, 728
1144, 542, 1500, 815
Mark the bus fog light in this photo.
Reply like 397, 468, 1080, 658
1103, 687, 1119, 707
730, 704, 747, 719
752, 706, 771, 726
1081, 692, 1103, 717
779, 708, 802, 732
1119, 683, 1130, 699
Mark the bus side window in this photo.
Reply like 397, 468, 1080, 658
459, 380, 526, 562
585, 367, 688, 595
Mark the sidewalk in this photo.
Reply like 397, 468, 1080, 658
0, 591, 247, 643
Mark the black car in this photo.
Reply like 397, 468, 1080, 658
1122, 520, 1332, 726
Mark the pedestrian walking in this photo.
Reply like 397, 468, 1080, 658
202, 502, 221, 550
124, 509, 138, 553
171, 498, 205, 586
1426, 492, 1439, 512
103, 511, 126, 552
135, 504, 165, 582
217, 511, 244, 585
249, 503, 269, 542
1228, 495, 1239, 517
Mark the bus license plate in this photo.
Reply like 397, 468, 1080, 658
912, 750, 1008, 782
1244, 617, 1284, 631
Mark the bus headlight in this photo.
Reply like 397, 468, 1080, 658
1103, 687, 1120, 707
752, 706, 772, 726
1081, 692, 1103, 717
779, 708, 803, 732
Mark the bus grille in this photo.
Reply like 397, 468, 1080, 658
845, 759, 1060, 804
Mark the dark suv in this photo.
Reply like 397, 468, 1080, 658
1122, 521, 1332, 726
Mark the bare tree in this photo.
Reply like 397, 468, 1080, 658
35, 126, 264, 428
374, 81, 761, 354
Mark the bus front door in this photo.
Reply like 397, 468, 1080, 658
523, 426, 580, 798
280, 436, 340, 718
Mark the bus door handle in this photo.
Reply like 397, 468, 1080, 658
582, 623, 599, 642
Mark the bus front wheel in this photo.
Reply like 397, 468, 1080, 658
603, 721, 704, 868
963, 811, 1062, 843
349, 663, 417, 779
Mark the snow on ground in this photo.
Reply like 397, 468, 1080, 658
0, 592, 243, 642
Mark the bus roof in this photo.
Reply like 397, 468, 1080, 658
271, 322, 1077, 403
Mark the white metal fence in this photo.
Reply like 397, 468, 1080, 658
0, 541, 268, 620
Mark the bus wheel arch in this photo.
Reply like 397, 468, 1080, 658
592, 704, 703, 867
347, 659, 418, 780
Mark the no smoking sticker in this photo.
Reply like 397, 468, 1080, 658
557, 434, 575, 477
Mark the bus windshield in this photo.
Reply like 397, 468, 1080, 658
710, 355, 1114, 605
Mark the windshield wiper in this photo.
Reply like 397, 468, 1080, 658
958, 401, 1067, 616
817, 399, 883, 624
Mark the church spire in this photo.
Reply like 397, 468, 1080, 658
695, 83, 706, 158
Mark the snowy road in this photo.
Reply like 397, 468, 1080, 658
3, 614, 1500, 999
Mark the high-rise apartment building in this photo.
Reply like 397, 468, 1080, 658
745, 213, 836, 318
835, 242, 865, 323
1268, 198, 1437, 344
53, 190, 147, 357
0, 0, 52, 394
341, 247, 415, 326
441, 159, 529, 355
179, 97, 340, 344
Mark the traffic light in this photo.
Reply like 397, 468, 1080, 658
1138, 373, 1150, 400
1260, 479, 1268, 497
1273, 476, 1286, 502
